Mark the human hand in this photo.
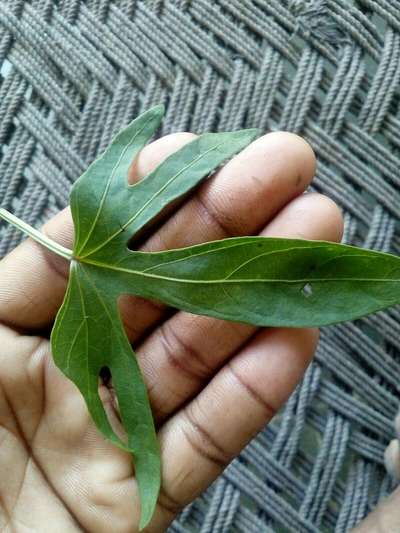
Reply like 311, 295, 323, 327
352, 419, 400, 532
352, 487, 400, 532
0, 131, 343, 532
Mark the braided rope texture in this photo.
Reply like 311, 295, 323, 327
1, 0, 400, 531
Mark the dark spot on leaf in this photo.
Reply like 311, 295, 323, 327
302, 283, 313, 298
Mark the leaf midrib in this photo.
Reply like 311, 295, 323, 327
80, 258, 398, 284
75, 266, 91, 401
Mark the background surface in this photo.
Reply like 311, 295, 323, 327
0, 1, 399, 531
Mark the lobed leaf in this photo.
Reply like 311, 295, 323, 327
51, 106, 261, 529
71, 107, 260, 262
48, 105, 400, 530
83, 237, 400, 327
51, 261, 160, 528
71, 105, 164, 257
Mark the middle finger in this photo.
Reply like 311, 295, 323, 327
136, 192, 343, 422
120, 131, 316, 342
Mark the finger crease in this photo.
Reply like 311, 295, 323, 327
182, 408, 231, 469
195, 195, 235, 238
1, 348, 85, 531
157, 486, 182, 517
159, 323, 212, 382
0, 492, 12, 530
227, 363, 277, 418
1, 388, 86, 530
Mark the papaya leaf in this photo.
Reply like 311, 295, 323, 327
2, 105, 400, 529
102, 237, 400, 327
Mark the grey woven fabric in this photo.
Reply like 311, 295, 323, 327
1, 0, 399, 531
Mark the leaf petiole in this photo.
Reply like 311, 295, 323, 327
0, 208, 73, 261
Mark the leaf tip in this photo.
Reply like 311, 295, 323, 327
150, 103, 165, 118
138, 504, 155, 531
138, 516, 148, 531
228, 127, 262, 145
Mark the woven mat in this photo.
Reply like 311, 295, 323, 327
1, 1, 400, 531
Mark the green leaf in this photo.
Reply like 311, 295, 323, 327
51, 261, 160, 527
81, 236, 400, 327
72, 106, 260, 263
3, 105, 400, 530
50, 106, 261, 529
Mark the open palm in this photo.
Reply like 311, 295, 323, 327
0, 131, 343, 532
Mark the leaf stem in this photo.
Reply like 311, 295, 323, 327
0, 208, 73, 261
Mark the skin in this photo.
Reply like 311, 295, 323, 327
352, 485, 400, 532
0, 131, 346, 532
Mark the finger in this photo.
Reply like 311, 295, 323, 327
119, 132, 316, 340
142, 132, 316, 251
137, 192, 343, 422
352, 487, 400, 532
158, 326, 318, 512
0, 132, 314, 336
0, 133, 196, 330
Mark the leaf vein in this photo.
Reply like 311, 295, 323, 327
81, 139, 232, 259
76, 115, 155, 255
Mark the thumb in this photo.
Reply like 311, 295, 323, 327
0, 132, 191, 331
0, 207, 73, 330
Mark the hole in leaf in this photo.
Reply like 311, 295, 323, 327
99, 365, 112, 385
98, 366, 126, 441
301, 283, 313, 298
